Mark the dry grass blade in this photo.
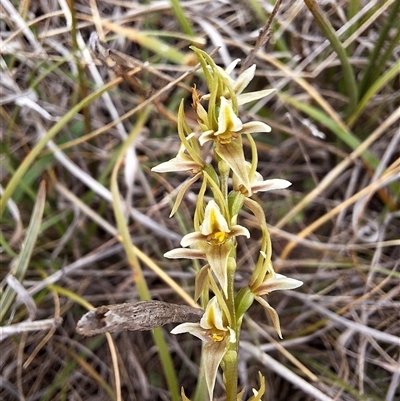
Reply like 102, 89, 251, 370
0, 317, 63, 341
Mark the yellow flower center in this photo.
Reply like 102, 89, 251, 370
210, 329, 226, 342
212, 231, 227, 243
216, 131, 239, 145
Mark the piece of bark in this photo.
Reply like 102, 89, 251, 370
76, 301, 204, 336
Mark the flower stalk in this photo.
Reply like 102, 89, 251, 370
152, 47, 303, 400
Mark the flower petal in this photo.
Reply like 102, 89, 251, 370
194, 264, 210, 301
256, 273, 303, 295
199, 129, 215, 146
201, 200, 230, 237
224, 58, 240, 75
216, 97, 243, 135
240, 121, 271, 134
181, 232, 206, 248
192, 90, 209, 123
237, 389, 245, 401
254, 295, 282, 338
251, 178, 292, 193
200, 296, 225, 331
228, 326, 236, 343
232, 64, 255, 94
164, 248, 205, 260
230, 224, 250, 239
169, 174, 201, 217
171, 322, 209, 342
206, 242, 231, 297
151, 158, 200, 173
237, 88, 277, 105
247, 372, 266, 401
180, 387, 191, 401
203, 338, 229, 401
215, 141, 251, 195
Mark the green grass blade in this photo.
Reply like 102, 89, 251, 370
102, 20, 188, 64
0, 80, 120, 216
170, 0, 195, 36
280, 93, 378, 169
358, 0, 400, 97
304, 0, 358, 115
110, 107, 180, 401
348, 59, 400, 127
0, 181, 46, 323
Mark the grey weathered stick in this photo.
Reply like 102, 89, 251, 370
0, 318, 63, 341
76, 301, 204, 336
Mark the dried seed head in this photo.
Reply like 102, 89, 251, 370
76, 301, 204, 336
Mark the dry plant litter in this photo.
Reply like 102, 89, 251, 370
1, 1, 399, 400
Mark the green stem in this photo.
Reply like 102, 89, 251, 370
223, 348, 239, 401
226, 258, 237, 327
223, 257, 239, 399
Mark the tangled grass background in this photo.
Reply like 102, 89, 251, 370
1, 1, 399, 400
